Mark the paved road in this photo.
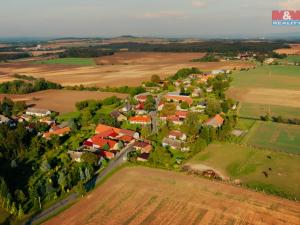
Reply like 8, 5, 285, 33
25, 143, 135, 225
150, 92, 164, 134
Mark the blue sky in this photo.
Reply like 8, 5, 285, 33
0, 0, 299, 38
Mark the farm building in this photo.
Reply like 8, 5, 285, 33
165, 93, 193, 106
26, 108, 51, 117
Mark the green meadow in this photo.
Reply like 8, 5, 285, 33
188, 143, 300, 199
231, 65, 300, 90
278, 55, 300, 64
238, 102, 300, 120
34, 58, 96, 66
242, 121, 300, 154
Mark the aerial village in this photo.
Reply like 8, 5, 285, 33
0, 68, 236, 169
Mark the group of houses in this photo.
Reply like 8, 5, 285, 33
69, 124, 152, 163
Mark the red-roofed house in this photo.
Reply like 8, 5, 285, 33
99, 151, 114, 159
135, 94, 148, 103
90, 135, 118, 150
204, 114, 224, 128
43, 127, 71, 139
175, 110, 188, 119
95, 124, 121, 135
129, 116, 151, 125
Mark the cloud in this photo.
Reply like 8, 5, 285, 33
141, 11, 186, 19
278, 0, 300, 9
191, 1, 207, 8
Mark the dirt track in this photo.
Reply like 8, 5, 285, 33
44, 167, 300, 225
0, 52, 253, 87
0, 90, 128, 113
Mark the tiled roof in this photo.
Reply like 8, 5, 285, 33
129, 116, 151, 123
204, 114, 224, 127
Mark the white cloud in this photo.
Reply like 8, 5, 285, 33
191, 1, 207, 8
278, 0, 300, 9
141, 11, 186, 19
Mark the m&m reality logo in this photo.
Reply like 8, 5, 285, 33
272, 10, 300, 26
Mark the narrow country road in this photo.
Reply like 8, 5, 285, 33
25, 143, 135, 225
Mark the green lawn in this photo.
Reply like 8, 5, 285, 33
97, 104, 117, 115
242, 121, 300, 154
57, 111, 81, 123
231, 65, 300, 90
278, 55, 300, 64
238, 102, 300, 120
33, 58, 96, 66
188, 143, 300, 199
236, 118, 256, 131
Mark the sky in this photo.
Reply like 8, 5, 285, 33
0, 0, 299, 38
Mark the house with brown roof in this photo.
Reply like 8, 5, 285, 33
110, 110, 127, 122
162, 137, 183, 150
133, 141, 152, 154
204, 114, 224, 128
168, 130, 187, 141
43, 126, 71, 139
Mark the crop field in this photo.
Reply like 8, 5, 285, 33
0, 52, 253, 87
33, 57, 96, 66
242, 121, 300, 154
275, 44, 300, 55
0, 89, 128, 113
44, 167, 300, 225
188, 143, 300, 199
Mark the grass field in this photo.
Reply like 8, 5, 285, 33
238, 102, 300, 119
34, 58, 96, 66
188, 143, 300, 199
242, 121, 300, 154
278, 55, 300, 64
44, 167, 300, 225
231, 65, 300, 90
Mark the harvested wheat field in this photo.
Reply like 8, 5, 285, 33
275, 44, 300, 55
0, 52, 253, 87
44, 167, 300, 225
0, 89, 128, 113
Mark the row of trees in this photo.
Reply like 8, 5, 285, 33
59, 47, 114, 58
0, 78, 62, 94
